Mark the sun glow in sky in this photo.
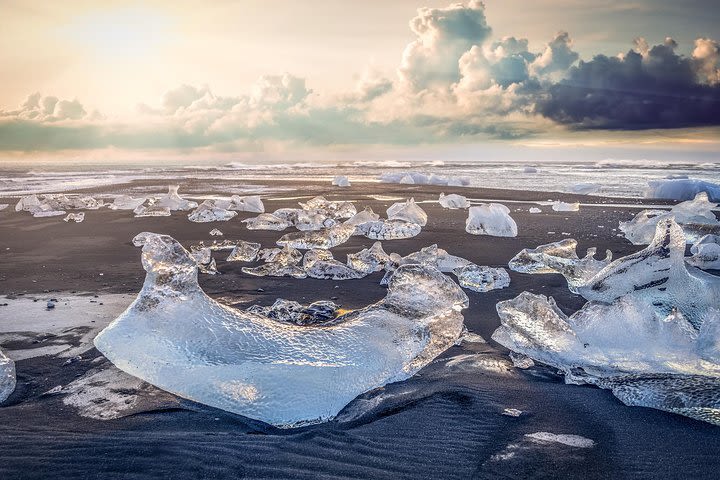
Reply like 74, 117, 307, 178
0, 0, 718, 163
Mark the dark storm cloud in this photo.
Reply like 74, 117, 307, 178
537, 39, 720, 129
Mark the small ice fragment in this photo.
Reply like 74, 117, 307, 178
502, 408, 523, 417
437, 249, 472, 272
243, 213, 292, 231
529, 207, 541, 213
209, 229, 223, 236
303, 249, 366, 280
344, 207, 380, 227
63, 212, 85, 223
357, 220, 422, 240
332, 175, 350, 187
277, 223, 356, 250
509, 352, 535, 369
0, 204, 8, 211
187, 201, 237, 223
454, 264, 510, 292
687, 235, 720, 270
219, 195, 265, 213
525, 432, 594, 448
243, 245, 306, 278
0, 348, 15, 403
108, 195, 146, 210
387, 198, 428, 226
465, 204, 517, 237
226, 241, 261, 262
133, 202, 171, 217
551, 201, 580, 212
438, 193, 470, 209
347, 242, 394, 274
155, 185, 198, 211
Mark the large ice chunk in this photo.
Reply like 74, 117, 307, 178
94, 234, 468, 426
226, 241, 261, 262
387, 198, 428, 226
438, 193, 470, 209
242, 213, 292, 231
455, 265, 510, 292
465, 204, 518, 237
344, 207, 380, 227
356, 220, 422, 240
687, 235, 720, 270
0, 348, 15, 404
346, 242, 395, 274
551, 201, 580, 212
108, 195, 146, 210
303, 250, 365, 280
277, 223, 356, 250
646, 179, 720, 202
215, 195, 265, 213
509, 239, 612, 293
155, 185, 198, 211
187, 201, 238, 223
133, 202, 171, 217
242, 245, 306, 278
332, 176, 350, 187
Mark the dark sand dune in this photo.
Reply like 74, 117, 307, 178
0, 181, 718, 479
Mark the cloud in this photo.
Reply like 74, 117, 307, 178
536, 37, 720, 129
529, 31, 579, 77
1, 93, 88, 121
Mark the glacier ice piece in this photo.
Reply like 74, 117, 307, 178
346, 242, 395, 273
155, 185, 198, 211
298, 196, 357, 219
277, 223, 355, 250
454, 265, 510, 292
242, 213, 292, 231
438, 193, 470, 209
551, 201, 580, 212
94, 234, 468, 426
687, 235, 720, 270
246, 299, 341, 326
108, 195, 146, 210
133, 201, 171, 217
187, 201, 237, 223
529, 207, 542, 213
63, 212, 85, 223
344, 207, 380, 227
293, 210, 336, 231
387, 198, 428, 226
226, 241, 261, 262
0, 347, 15, 404
646, 179, 720, 202
437, 249, 472, 273
215, 195, 265, 213
15, 194, 66, 217
209, 228, 223, 236
0, 204, 8, 211
358, 220, 422, 240
508, 239, 612, 293
332, 175, 350, 187
303, 250, 365, 280
243, 245, 306, 278
465, 204, 517, 237
399, 174, 415, 184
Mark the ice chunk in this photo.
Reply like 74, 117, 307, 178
387, 198, 428, 226
303, 249, 365, 280
209, 228, 223, 236
298, 196, 357, 219
551, 201, 580, 212
246, 299, 341, 326
216, 195, 265, 213
293, 210, 336, 231
465, 204, 518, 237
63, 212, 85, 223
437, 249, 472, 272
108, 195, 146, 210
242, 213, 292, 231
454, 265, 510, 292
529, 207, 541, 213
687, 235, 720, 270
399, 175, 415, 184
357, 220, 421, 240
508, 239, 612, 293
0, 204, 8, 211
226, 241, 261, 262
438, 193, 469, 209
94, 234, 468, 426
243, 245, 306, 278
344, 207, 380, 227
0, 347, 15, 403
133, 202, 171, 217
15, 194, 66, 217
156, 185, 198, 211
346, 242, 394, 273
277, 223, 356, 250
187, 201, 237, 223
523, 166, 538, 173
567, 183, 600, 195
646, 178, 720, 202
332, 175, 350, 187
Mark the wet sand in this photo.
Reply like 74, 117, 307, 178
0, 180, 718, 479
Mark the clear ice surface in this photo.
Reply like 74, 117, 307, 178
465, 204, 518, 237
187, 201, 238, 223
619, 192, 720, 244
246, 299, 341, 326
551, 201, 580, 212
303, 250, 366, 280
226, 241, 262, 262
108, 195, 146, 210
438, 193, 470, 209
687, 235, 720, 270
155, 185, 198, 211
242, 213, 292, 231
508, 239, 612, 293
277, 223, 356, 250
332, 176, 350, 187
63, 212, 85, 223
15, 193, 103, 217
133, 201, 171, 217
94, 233, 468, 426
346, 242, 395, 273
646, 179, 720, 202
242, 245, 306, 278
493, 218, 720, 425
386, 198, 428, 226
0, 348, 15, 403
298, 196, 357, 219
357, 220, 422, 240
215, 195, 265, 213
455, 265, 511, 292
344, 207, 380, 227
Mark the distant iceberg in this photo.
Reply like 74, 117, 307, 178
646, 179, 720, 202
94, 233, 468, 427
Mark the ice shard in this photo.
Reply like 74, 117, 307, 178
344, 207, 380, 227
455, 265, 510, 292
63, 212, 85, 223
245, 299, 341, 326
687, 235, 720, 270
226, 241, 262, 262
508, 239, 612, 293
216, 195, 265, 213
242, 245, 306, 278
529, 207, 542, 213
357, 220, 422, 240
438, 193, 470, 209
242, 213, 292, 231
94, 233, 468, 426
155, 185, 198, 211
332, 176, 350, 187
276, 223, 355, 250
465, 204, 518, 237
108, 195, 146, 210
551, 201, 580, 212
187, 201, 237, 223
346, 242, 395, 274
133, 202, 171, 217
298, 196, 357, 219
209, 228, 223, 236
0, 347, 15, 404
303, 250, 365, 280
387, 198, 428, 226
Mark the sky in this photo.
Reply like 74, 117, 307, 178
1, 0, 719, 165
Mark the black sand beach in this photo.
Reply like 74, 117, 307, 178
0, 180, 718, 480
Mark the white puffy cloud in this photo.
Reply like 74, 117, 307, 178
529, 31, 579, 77
0, 93, 88, 121
693, 37, 720, 85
